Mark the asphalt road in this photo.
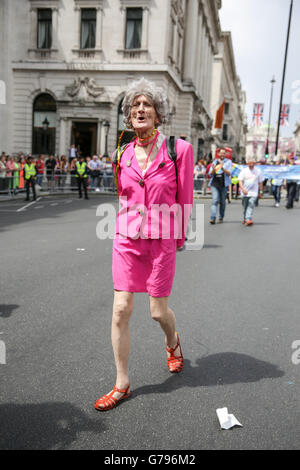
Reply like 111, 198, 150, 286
0, 194, 299, 450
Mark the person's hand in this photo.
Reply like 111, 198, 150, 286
242, 188, 248, 196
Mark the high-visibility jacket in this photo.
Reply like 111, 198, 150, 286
24, 163, 37, 180
76, 161, 87, 178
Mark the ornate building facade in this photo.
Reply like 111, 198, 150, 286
210, 31, 247, 161
0, 0, 245, 161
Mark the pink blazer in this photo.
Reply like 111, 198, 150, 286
113, 135, 194, 248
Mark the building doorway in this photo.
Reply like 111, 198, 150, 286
71, 121, 97, 157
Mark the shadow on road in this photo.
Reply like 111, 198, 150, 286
0, 304, 19, 318
0, 402, 105, 450
133, 352, 284, 397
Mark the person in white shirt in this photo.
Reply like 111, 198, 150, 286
238, 158, 263, 226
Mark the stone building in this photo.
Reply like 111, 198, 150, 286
0, 0, 245, 161
246, 124, 297, 162
210, 31, 247, 162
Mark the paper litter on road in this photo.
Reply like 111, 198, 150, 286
216, 407, 243, 430
76, 248, 86, 251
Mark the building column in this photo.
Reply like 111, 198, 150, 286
52, 7, 59, 50
30, 7, 37, 49
183, 0, 199, 86
97, 120, 102, 154
59, 117, 67, 156
141, 7, 149, 49
96, 7, 103, 50
74, 6, 81, 49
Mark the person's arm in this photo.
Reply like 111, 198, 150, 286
258, 173, 264, 198
176, 141, 194, 249
209, 161, 216, 175
223, 160, 232, 177
238, 172, 248, 195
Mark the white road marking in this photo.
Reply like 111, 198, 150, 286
17, 197, 41, 212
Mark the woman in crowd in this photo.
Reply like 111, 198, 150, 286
94, 77, 194, 411
0, 154, 7, 192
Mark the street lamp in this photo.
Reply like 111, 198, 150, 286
275, 0, 293, 156
265, 76, 276, 159
42, 117, 49, 131
102, 120, 110, 158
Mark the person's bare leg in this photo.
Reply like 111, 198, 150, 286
96, 291, 133, 408
149, 296, 180, 355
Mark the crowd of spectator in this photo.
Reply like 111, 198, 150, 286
1, 150, 299, 200
0, 151, 115, 194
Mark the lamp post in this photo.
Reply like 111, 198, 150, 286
265, 76, 276, 159
42, 117, 49, 154
275, 0, 293, 156
102, 120, 110, 158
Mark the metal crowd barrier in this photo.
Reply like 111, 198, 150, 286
0, 172, 117, 196
0, 173, 287, 198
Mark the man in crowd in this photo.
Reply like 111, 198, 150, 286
35, 154, 45, 188
88, 155, 101, 191
238, 158, 263, 226
209, 147, 232, 224
24, 155, 37, 201
68, 144, 77, 164
286, 155, 298, 209
75, 155, 89, 200
45, 155, 56, 192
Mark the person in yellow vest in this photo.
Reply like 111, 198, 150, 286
75, 156, 89, 199
24, 155, 37, 201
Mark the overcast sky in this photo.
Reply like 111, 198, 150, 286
219, 0, 300, 138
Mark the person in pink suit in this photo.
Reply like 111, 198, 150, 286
94, 78, 194, 411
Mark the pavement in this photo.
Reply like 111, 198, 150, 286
0, 194, 299, 450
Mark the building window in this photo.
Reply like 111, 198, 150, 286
32, 93, 57, 155
125, 8, 142, 49
224, 102, 230, 115
222, 124, 228, 142
37, 9, 52, 49
81, 9, 96, 49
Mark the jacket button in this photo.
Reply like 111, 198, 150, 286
138, 179, 145, 187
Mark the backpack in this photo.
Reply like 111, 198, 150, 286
113, 136, 178, 195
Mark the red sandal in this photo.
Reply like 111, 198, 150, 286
166, 332, 184, 373
94, 385, 131, 411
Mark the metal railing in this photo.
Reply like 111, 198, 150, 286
0, 172, 116, 196
0, 172, 282, 198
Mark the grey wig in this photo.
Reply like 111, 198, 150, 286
122, 77, 169, 129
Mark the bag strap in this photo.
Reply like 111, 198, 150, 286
167, 136, 178, 196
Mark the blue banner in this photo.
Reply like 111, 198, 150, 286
231, 164, 300, 181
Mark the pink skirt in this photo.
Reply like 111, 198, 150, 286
112, 235, 177, 297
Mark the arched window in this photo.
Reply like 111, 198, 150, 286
32, 93, 56, 155
116, 98, 134, 146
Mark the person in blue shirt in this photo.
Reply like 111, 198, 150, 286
209, 148, 232, 224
